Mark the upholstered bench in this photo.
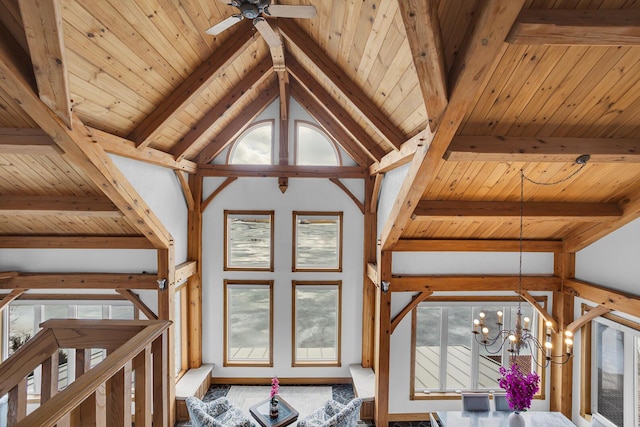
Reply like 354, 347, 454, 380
176, 364, 214, 421
349, 364, 374, 420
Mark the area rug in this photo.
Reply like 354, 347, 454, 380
226, 386, 332, 425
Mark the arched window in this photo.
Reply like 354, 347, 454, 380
295, 121, 341, 166
228, 121, 274, 165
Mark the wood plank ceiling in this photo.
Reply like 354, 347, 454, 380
0, 0, 639, 252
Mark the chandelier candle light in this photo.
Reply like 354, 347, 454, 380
470, 163, 588, 368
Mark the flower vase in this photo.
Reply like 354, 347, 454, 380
508, 411, 525, 427
269, 397, 279, 418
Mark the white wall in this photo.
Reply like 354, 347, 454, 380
376, 164, 409, 239
571, 218, 640, 426
201, 177, 364, 378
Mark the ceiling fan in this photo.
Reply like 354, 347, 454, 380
206, 0, 317, 47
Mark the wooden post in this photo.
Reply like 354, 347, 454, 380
157, 245, 176, 424
374, 250, 392, 427
551, 252, 575, 416
187, 174, 203, 368
362, 175, 377, 368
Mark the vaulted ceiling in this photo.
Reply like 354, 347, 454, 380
0, 0, 639, 253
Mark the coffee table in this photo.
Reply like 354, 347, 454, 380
249, 396, 299, 427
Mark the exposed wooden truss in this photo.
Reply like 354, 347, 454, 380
198, 164, 367, 178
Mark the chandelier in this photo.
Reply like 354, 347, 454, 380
471, 159, 589, 368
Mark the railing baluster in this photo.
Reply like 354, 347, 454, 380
133, 345, 152, 427
7, 378, 27, 426
106, 361, 132, 426
41, 351, 59, 403
152, 331, 168, 427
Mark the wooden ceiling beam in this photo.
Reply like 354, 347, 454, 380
3, 273, 159, 290
279, 20, 406, 151
0, 195, 121, 217
397, 0, 447, 131
287, 55, 384, 163
564, 278, 640, 317
446, 136, 640, 162
87, 127, 196, 173
196, 78, 279, 164
169, 57, 273, 161
564, 184, 640, 252
289, 80, 371, 166
198, 164, 366, 178
412, 200, 622, 222
128, 20, 258, 149
389, 274, 560, 293
0, 30, 173, 249
0, 235, 155, 249
380, 0, 525, 250
394, 239, 563, 252
0, 127, 63, 155
369, 130, 427, 174
507, 9, 640, 45
0, 126, 196, 172
18, 0, 72, 128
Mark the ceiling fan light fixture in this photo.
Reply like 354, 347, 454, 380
239, 3, 261, 19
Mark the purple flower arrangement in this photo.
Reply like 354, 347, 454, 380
498, 364, 540, 413
270, 377, 279, 402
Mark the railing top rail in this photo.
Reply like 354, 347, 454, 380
14, 320, 170, 427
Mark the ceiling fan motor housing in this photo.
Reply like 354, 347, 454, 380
239, 0, 270, 19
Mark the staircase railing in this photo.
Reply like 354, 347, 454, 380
0, 319, 171, 427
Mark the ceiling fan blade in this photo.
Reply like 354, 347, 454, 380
253, 17, 282, 48
205, 14, 243, 35
266, 5, 317, 19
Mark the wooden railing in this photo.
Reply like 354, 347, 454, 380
0, 319, 171, 427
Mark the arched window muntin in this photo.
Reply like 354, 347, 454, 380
294, 121, 341, 166
227, 120, 275, 165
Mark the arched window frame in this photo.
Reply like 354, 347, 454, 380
226, 120, 275, 165
294, 120, 342, 166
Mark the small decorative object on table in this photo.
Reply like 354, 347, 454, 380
498, 364, 540, 427
269, 376, 280, 418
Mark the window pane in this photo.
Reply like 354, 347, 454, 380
294, 213, 341, 270
415, 306, 441, 390
43, 305, 67, 321
596, 323, 624, 426
475, 306, 503, 389
77, 305, 103, 319
226, 284, 271, 364
447, 307, 472, 390
225, 212, 273, 270
8, 305, 35, 356
111, 305, 134, 320
296, 123, 339, 166
229, 122, 273, 164
294, 284, 340, 364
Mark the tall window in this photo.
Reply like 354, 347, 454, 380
224, 210, 274, 271
228, 121, 274, 165
293, 211, 342, 272
224, 281, 273, 366
412, 301, 539, 396
295, 121, 341, 166
292, 281, 341, 366
589, 316, 639, 427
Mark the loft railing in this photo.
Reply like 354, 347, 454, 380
0, 319, 171, 427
